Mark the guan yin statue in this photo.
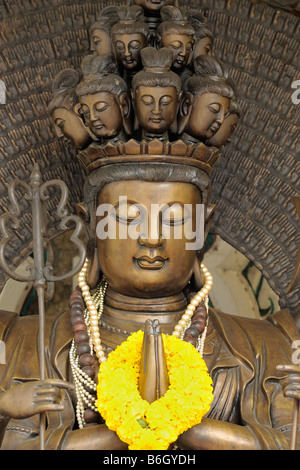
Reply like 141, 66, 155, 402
0, 0, 299, 451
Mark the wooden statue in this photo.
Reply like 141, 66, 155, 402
0, 0, 299, 452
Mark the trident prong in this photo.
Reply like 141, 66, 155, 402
0, 162, 87, 450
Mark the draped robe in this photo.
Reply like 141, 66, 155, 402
0, 307, 299, 450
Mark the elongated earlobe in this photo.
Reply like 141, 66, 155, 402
87, 248, 102, 289
178, 91, 193, 135
191, 255, 205, 291
119, 92, 132, 135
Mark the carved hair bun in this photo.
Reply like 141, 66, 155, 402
52, 69, 79, 93
81, 54, 118, 76
160, 5, 186, 22
141, 47, 173, 70
194, 55, 226, 78
117, 4, 144, 22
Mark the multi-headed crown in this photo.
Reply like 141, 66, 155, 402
78, 138, 220, 177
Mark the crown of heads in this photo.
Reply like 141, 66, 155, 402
49, 2, 238, 183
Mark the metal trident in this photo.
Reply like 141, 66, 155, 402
0, 162, 86, 450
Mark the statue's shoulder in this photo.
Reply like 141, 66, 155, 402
210, 308, 300, 358
0, 310, 18, 340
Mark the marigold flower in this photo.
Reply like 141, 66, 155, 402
96, 330, 213, 450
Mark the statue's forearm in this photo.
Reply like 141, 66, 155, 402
62, 424, 128, 450
0, 415, 9, 448
0, 393, 10, 448
177, 418, 260, 450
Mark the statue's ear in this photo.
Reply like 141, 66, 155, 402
119, 92, 132, 135
73, 102, 82, 117
204, 204, 215, 240
76, 202, 89, 225
178, 91, 193, 135
130, 90, 139, 131
191, 254, 205, 291
87, 248, 102, 289
170, 92, 183, 134
156, 34, 162, 47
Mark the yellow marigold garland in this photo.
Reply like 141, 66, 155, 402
96, 330, 213, 450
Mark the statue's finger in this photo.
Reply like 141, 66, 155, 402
276, 364, 300, 374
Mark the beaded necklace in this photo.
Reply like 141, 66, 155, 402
69, 259, 213, 428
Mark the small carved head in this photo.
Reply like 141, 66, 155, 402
89, 7, 119, 56
178, 56, 234, 142
76, 55, 131, 140
111, 6, 150, 73
157, 6, 195, 71
131, 47, 182, 134
48, 69, 93, 150
187, 11, 213, 59
206, 100, 240, 148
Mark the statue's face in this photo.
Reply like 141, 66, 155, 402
134, 85, 178, 133
134, 0, 175, 13
113, 33, 147, 71
90, 29, 112, 56
193, 36, 212, 59
52, 107, 92, 149
96, 180, 202, 297
79, 91, 123, 138
185, 92, 230, 140
161, 33, 194, 70
206, 112, 239, 147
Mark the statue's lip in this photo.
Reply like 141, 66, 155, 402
91, 122, 103, 130
209, 122, 220, 133
134, 256, 168, 269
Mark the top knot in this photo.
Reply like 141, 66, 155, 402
81, 54, 118, 77
141, 47, 173, 71
117, 4, 144, 22
160, 5, 186, 22
52, 69, 79, 93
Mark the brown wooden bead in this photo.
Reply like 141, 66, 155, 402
82, 365, 95, 378
70, 306, 85, 316
76, 342, 91, 356
73, 321, 87, 333
183, 334, 197, 347
185, 326, 200, 339
191, 320, 206, 333
79, 353, 94, 367
70, 314, 85, 326
74, 330, 90, 344
192, 312, 207, 323
70, 301, 84, 310
84, 409, 99, 424
193, 305, 207, 316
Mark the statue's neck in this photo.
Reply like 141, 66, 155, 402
142, 130, 169, 142
181, 132, 204, 145
100, 288, 187, 351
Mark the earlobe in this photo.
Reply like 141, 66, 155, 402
87, 248, 102, 289
178, 92, 193, 135
73, 102, 82, 117
119, 92, 132, 135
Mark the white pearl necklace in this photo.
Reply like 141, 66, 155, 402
71, 258, 213, 428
